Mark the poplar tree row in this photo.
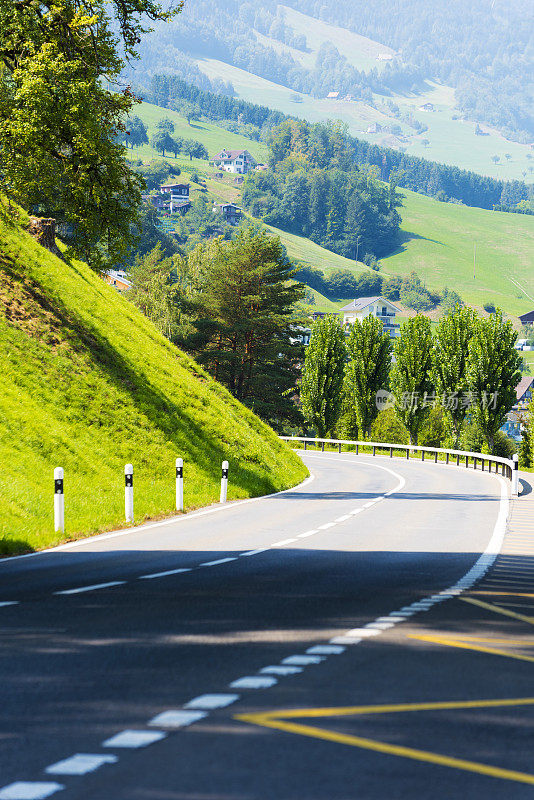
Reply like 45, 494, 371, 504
300, 308, 522, 453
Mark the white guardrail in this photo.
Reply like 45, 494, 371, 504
280, 436, 519, 497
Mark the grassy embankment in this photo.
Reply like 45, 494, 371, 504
0, 201, 307, 555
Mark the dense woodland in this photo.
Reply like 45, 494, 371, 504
143, 77, 532, 212
133, 0, 533, 143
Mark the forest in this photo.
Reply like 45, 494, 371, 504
143, 77, 532, 212
132, 0, 533, 144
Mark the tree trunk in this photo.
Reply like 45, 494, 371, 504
27, 217, 63, 259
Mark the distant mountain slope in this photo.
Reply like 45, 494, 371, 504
0, 201, 306, 555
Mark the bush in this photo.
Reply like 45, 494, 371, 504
400, 289, 434, 311
483, 301, 496, 313
370, 409, 409, 444
419, 405, 448, 448
383, 275, 402, 301
325, 269, 359, 298
354, 272, 383, 297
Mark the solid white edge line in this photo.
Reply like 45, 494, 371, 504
2, 472, 317, 563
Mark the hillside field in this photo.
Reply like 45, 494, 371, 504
0, 201, 306, 555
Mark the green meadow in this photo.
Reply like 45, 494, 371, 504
0, 201, 306, 555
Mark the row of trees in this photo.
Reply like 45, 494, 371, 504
301, 308, 522, 453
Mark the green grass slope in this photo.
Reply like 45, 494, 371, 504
263, 190, 534, 318
0, 203, 306, 556
130, 101, 268, 168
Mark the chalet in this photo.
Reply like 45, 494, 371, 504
327, 91, 340, 99
102, 269, 131, 292
418, 102, 435, 112
213, 202, 242, 225
212, 149, 256, 175
145, 183, 191, 215
340, 296, 401, 338
377, 53, 394, 61
501, 377, 534, 441
367, 123, 382, 134
160, 183, 189, 197
519, 309, 534, 324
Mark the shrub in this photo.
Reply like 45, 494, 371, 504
483, 301, 496, 313
370, 409, 409, 445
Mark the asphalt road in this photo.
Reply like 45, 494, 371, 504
0, 451, 532, 800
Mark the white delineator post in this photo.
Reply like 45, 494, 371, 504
125, 463, 134, 522
176, 457, 184, 512
54, 467, 65, 533
220, 460, 229, 503
512, 453, 519, 496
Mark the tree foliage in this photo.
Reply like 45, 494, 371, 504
0, 0, 179, 266
345, 315, 392, 437
300, 316, 347, 438
432, 306, 476, 445
391, 315, 433, 444
179, 228, 305, 429
467, 312, 522, 452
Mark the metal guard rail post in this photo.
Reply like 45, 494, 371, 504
280, 436, 519, 497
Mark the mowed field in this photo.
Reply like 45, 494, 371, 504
266, 189, 534, 319
128, 101, 268, 169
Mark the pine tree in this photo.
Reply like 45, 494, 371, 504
391, 315, 434, 444
345, 315, 392, 438
301, 316, 346, 438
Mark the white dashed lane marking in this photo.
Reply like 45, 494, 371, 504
102, 730, 167, 749
271, 539, 297, 547
184, 694, 240, 710
148, 710, 208, 728
230, 676, 277, 689
261, 665, 303, 675
282, 655, 325, 666
139, 568, 192, 579
0, 601, 19, 608
0, 783, 64, 800
54, 581, 125, 596
45, 754, 117, 775
199, 558, 237, 567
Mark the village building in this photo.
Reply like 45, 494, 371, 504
340, 296, 401, 338
326, 91, 340, 99
519, 309, 534, 324
501, 376, 534, 441
212, 149, 256, 174
144, 183, 191, 216
418, 102, 435, 112
102, 269, 131, 292
213, 202, 243, 225
366, 123, 382, 134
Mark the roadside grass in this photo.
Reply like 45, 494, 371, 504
0, 200, 307, 555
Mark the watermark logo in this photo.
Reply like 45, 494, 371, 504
375, 389, 395, 411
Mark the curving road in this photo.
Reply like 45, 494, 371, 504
0, 452, 532, 799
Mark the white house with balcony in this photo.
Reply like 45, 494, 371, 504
212, 149, 256, 175
340, 296, 401, 338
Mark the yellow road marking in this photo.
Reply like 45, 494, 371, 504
461, 597, 534, 624
236, 698, 534, 785
408, 633, 534, 663
470, 591, 534, 598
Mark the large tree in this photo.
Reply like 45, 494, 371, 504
181, 228, 305, 429
0, 0, 179, 266
432, 306, 476, 446
125, 115, 149, 149
301, 315, 346, 438
391, 314, 434, 444
345, 315, 392, 438
467, 312, 522, 452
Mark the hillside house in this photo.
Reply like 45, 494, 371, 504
501, 376, 534, 441
418, 103, 435, 112
145, 183, 191, 216
213, 202, 242, 225
377, 53, 394, 61
519, 310, 534, 324
341, 296, 401, 338
102, 269, 131, 292
212, 149, 256, 175
367, 123, 382, 134
327, 91, 340, 99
